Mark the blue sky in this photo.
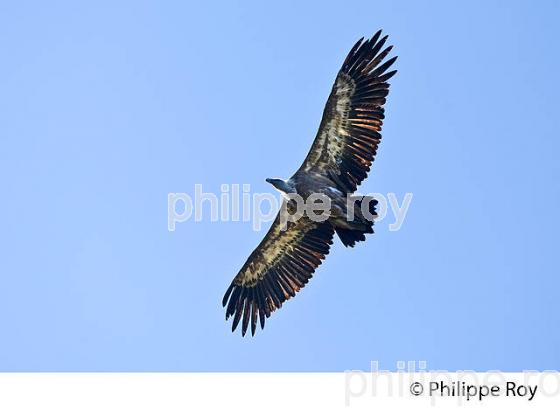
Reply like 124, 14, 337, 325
0, 0, 559, 371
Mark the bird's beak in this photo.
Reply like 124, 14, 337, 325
265, 178, 272, 184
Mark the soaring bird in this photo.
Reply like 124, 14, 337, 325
222, 30, 397, 336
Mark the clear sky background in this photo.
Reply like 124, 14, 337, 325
1, 1, 559, 371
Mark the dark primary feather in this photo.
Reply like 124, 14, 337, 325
297, 30, 397, 193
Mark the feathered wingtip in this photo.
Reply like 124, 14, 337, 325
342, 29, 398, 80
222, 281, 274, 337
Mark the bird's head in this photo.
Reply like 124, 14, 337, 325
265, 178, 293, 195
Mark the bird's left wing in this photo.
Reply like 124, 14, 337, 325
222, 202, 334, 336
296, 30, 397, 193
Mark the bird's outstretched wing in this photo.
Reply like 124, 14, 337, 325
296, 30, 397, 193
222, 202, 335, 336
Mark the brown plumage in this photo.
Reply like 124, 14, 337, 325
223, 30, 397, 336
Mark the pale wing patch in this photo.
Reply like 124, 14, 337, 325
234, 217, 314, 286
306, 74, 355, 171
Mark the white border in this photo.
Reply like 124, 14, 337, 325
0, 373, 558, 409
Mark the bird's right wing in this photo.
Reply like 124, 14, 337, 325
222, 202, 335, 336
297, 30, 397, 193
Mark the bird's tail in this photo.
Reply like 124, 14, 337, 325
333, 196, 377, 247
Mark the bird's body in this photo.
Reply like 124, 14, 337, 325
285, 173, 370, 231
268, 173, 340, 202
223, 30, 397, 336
